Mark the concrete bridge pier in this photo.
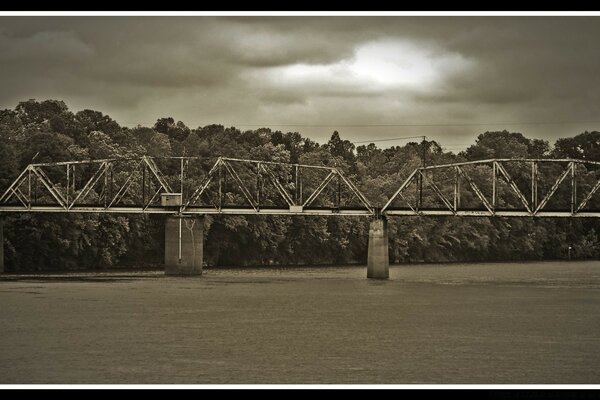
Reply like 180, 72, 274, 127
164, 215, 204, 276
367, 218, 389, 279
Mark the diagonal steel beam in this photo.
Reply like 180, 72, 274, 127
381, 169, 418, 212
14, 183, 30, 207
398, 192, 418, 214
420, 170, 455, 213
183, 159, 221, 209
68, 162, 108, 209
108, 174, 134, 208
456, 165, 494, 214
336, 170, 374, 213
223, 161, 257, 210
495, 161, 532, 213
1, 173, 30, 207
0, 167, 30, 203
31, 167, 68, 209
534, 162, 572, 214
576, 176, 600, 212
302, 170, 336, 208
144, 186, 163, 211
261, 163, 295, 207
185, 175, 216, 209
9, 183, 29, 208
143, 156, 173, 193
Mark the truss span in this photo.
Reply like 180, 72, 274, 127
3, 157, 600, 218
381, 158, 600, 218
0, 156, 374, 216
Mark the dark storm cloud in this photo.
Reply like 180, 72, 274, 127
451, 19, 600, 107
0, 15, 599, 147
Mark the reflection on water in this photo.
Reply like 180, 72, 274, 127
5, 260, 600, 288
206, 260, 600, 288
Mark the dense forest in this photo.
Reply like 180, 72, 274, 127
1, 99, 599, 271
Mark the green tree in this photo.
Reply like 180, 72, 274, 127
463, 130, 549, 160
553, 131, 600, 160
154, 117, 191, 142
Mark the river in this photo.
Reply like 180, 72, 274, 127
0, 260, 599, 384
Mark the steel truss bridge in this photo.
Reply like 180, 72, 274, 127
1, 156, 600, 218
0, 156, 374, 216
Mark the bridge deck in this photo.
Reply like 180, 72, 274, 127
3, 205, 600, 217
384, 208, 600, 217
0, 205, 373, 216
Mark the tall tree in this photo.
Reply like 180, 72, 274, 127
154, 117, 191, 142
553, 131, 600, 160
463, 130, 549, 160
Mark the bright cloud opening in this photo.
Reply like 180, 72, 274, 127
257, 38, 473, 91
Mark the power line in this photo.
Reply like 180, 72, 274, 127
353, 135, 426, 144
118, 120, 600, 128
230, 121, 600, 127
443, 144, 473, 148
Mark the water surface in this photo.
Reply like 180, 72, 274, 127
0, 260, 599, 384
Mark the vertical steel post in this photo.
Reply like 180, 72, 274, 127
573, 166, 577, 213
455, 166, 461, 210
453, 166, 458, 211
66, 164, 69, 206
218, 159, 223, 210
257, 162, 261, 207
299, 167, 303, 204
295, 164, 299, 205
337, 172, 341, 208
419, 137, 426, 208
34, 172, 38, 204
142, 163, 146, 206
223, 161, 227, 207
416, 171, 421, 211
180, 158, 186, 214
531, 161, 538, 209
180, 157, 184, 197
571, 161, 576, 214
492, 162, 497, 210
178, 217, 182, 263
28, 168, 32, 208
110, 164, 113, 203
104, 163, 109, 208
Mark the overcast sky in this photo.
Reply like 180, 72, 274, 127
0, 16, 599, 150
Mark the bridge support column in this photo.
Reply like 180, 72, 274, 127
367, 218, 389, 279
164, 216, 203, 276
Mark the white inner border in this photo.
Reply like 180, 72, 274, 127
0, 9, 599, 390
0, 11, 600, 16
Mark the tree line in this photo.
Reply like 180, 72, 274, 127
0, 99, 598, 271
